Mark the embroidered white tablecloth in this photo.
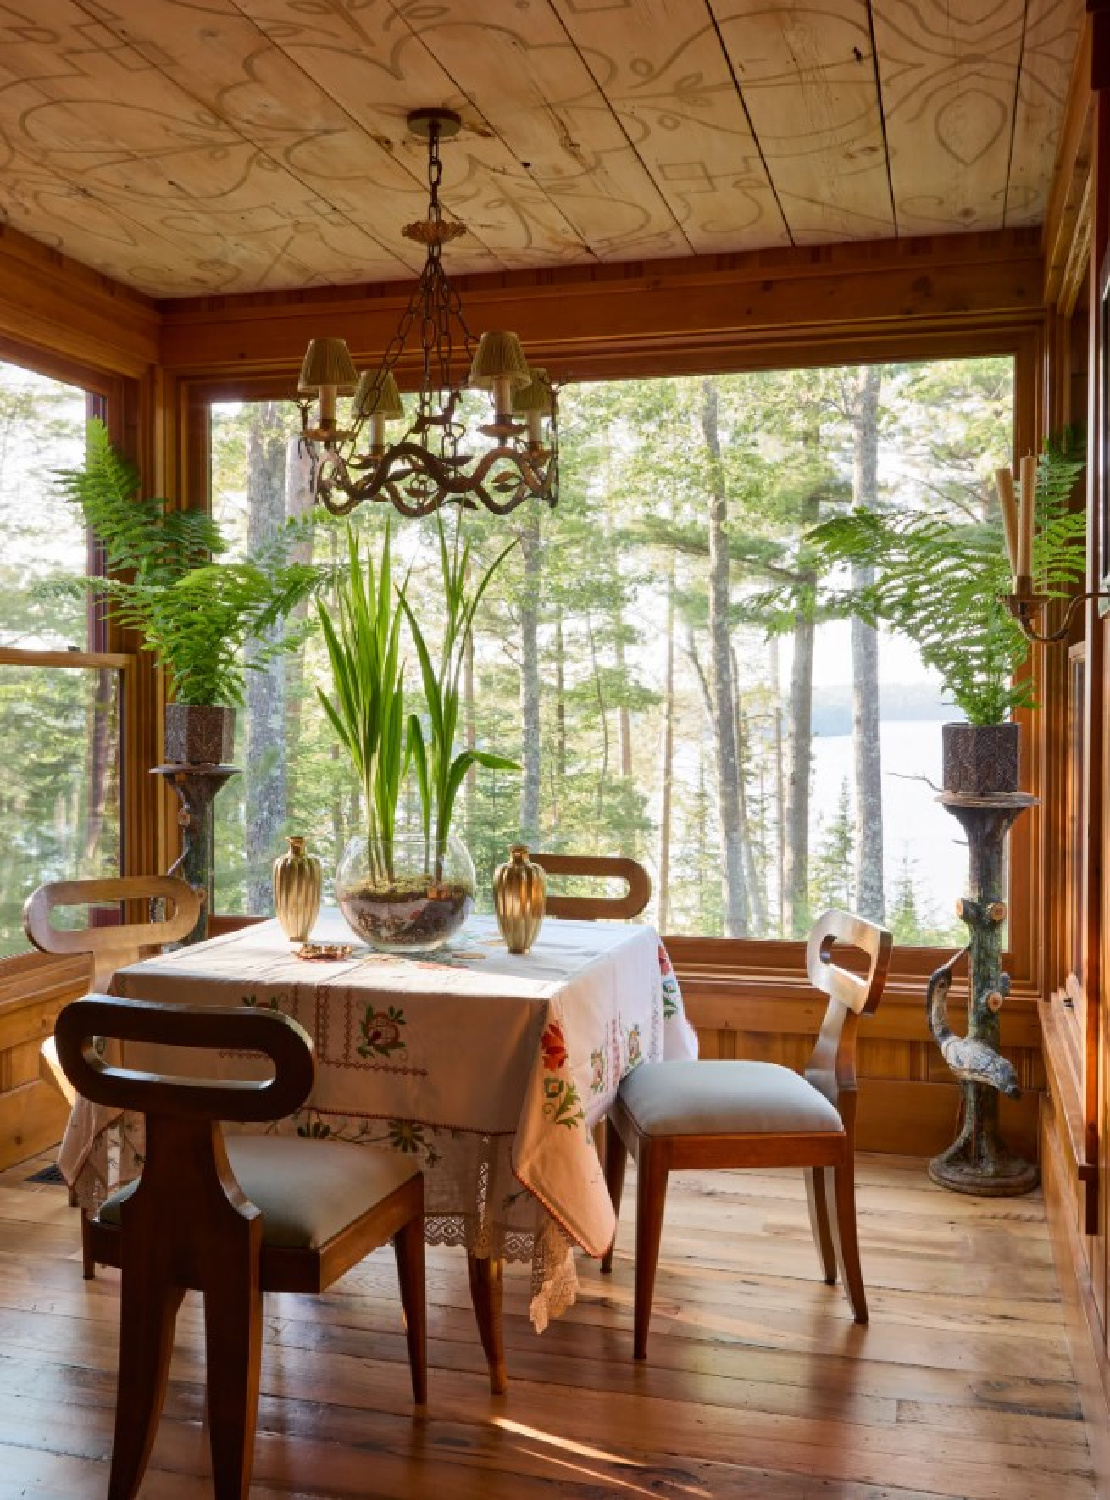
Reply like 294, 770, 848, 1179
61, 911, 696, 1327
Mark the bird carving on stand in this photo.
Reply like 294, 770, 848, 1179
926, 946, 1020, 1099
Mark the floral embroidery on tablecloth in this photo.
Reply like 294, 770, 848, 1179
292, 1107, 442, 1167
627, 1023, 643, 1068
543, 1075, 584, 1127
242, 992, 283, 1012
358, 1003, 406, 1059
590, 1047, 607, 1094
541, 1021, 568, 1072
658, 942, 681, 1020
539, 1020, 584, 1128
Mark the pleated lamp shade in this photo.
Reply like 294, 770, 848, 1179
353, 370, 404, 419
299, 338, 358, 393
512, 368, 553, 415
467, 331, 530, 392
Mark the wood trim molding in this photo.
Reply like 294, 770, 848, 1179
1046, 17, 1094, 309
158, 229, 1046, 382
0, 224, 157, 378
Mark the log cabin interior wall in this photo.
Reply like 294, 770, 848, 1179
1035, 0, 1110, 1460
0, 0, 1097, 1274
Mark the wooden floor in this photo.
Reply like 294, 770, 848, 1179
0, 1151, 1097, 1500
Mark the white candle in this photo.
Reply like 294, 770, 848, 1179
1017, 453, 1036, 581
995, 466, 1018, 579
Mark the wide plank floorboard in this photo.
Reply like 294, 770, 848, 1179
0, 1151, 1095, 1499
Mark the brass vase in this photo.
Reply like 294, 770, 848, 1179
493, 845, 546, 954
273, 836, 322, 942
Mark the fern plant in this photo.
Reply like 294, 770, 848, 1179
805, 433, 1086, 725
54, 419, 320, 706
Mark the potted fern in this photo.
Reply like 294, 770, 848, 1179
56, 419, 320, 763
806, 433, 1085, 794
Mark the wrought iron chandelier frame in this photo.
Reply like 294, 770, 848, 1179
298, 109, 558, 519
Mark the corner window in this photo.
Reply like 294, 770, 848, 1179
0, 365, 123, 958
209, 356, 1014, 946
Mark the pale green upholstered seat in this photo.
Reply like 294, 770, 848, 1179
99, 1136, 421, 1250
619, 1059, 844, 1138
604, 911, 893, 1361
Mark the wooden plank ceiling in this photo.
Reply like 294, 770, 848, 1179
0, 0, 1084, 298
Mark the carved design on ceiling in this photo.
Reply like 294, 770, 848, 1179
0, 0, 1084, 297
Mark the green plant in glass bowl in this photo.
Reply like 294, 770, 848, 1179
320, 518, 518, 951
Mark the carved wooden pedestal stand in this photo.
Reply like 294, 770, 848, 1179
928, 790, 1039, 1196
152, 763, 239, 944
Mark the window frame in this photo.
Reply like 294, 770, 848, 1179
0, 342, 147, 973
184, 318, 1050, 1009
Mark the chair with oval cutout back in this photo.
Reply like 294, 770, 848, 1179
54, 994, 426, 1500
529, 852, 651, 922
23, 875, 203, 1276
602, 907, 892, 1359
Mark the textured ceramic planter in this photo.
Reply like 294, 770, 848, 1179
941, 721, 1020, 796
164, 704, 235, 766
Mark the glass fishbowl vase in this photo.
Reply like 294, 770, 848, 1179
336, 830, 475, 952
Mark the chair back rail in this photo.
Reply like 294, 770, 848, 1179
23, 876, 201, 990
530, 853, 651, 922
804, 908, 893, 1115
54, 995, 315, 1123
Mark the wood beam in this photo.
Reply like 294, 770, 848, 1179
0, 224, 157, 379
158, 229, 1045, 384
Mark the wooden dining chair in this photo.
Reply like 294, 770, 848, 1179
24, 876, 203, 1277
530, 852, 651, 921
55, 994, 426, 1500
24, 875, 202, 1108
602, 907, 892, 1359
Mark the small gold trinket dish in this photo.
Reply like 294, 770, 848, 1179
294, 941, 355, 962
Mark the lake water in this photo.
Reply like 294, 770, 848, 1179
811, 717, 969, 925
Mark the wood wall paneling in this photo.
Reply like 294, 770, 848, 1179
0, 953, 87, 1170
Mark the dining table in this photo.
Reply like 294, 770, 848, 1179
60, 907, 697, 1391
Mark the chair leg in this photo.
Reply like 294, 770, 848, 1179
601, 1116, 627, 1275
80, 1210, 96, 1281
829, 1159, 868, 1324
633, 1142, 669, 1361
467, 1253, 507, 1395
393, 1215, 427, 1406
107, 1264, 185, 1500
203, 1260, 263, 1499
804, 1166, 836, 1285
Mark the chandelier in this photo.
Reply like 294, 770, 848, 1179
297, 108, 558, 519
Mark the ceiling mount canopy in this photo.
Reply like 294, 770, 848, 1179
297, 107, 558, 519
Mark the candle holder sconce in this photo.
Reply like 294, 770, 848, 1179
1002, 576, 1110, 645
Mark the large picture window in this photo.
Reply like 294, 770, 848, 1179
0, 364, 123, 958
210, 356, 1013, 946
